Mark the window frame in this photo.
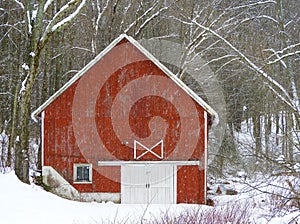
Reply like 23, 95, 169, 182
73, 163, 93, 183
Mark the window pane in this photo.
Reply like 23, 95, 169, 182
76, 166, 90, 181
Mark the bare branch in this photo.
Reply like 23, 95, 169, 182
135, 5, 170, 36
240, 15, 279, 25
191, 18, 298, 114
124, 1, 159, 34
264, 43, 300, 58
41, 0, 86, 42
286, 180, 300, 196
229, 0, 276, 11
13, 0, 24, 9
51, 0, 86, 32
44, 0, 54, 12
267, 51, 300, 65
0, 92, 14, 97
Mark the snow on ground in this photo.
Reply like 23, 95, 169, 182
0, 171, 299, 224
210, 175, 300, 224
0, 171, 200, 224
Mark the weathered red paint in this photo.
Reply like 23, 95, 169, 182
177, 166, 205, 204
42, 37, 211, 203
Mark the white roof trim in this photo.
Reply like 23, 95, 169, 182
31, 34, 218, 123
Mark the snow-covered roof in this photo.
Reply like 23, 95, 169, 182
31, 34, 218, 123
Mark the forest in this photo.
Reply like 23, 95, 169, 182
0, 0, 299, 210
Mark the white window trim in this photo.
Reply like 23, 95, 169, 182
73, 163, 93, 184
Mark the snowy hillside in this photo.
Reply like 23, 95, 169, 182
0, 171, 200, 224
0, 171, 299, 224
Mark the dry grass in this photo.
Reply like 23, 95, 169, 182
146, 203, 252, 224
90, 202, 253, 224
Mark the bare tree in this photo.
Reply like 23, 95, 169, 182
10, 0, 87, 183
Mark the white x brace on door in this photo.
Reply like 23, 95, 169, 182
121, 164, 175, 204
133, 140, 164, 160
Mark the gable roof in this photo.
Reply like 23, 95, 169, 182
31, 34, 218, 123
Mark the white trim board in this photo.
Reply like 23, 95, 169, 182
31, 34, 217, 123
41, 111, 45, 167
97, 160, 200, 166
204, 110, 208, 204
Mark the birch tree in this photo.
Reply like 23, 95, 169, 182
12, 0, 86, 183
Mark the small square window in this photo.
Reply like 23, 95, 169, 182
74, 164, 92, 183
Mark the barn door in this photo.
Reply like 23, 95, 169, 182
121, 164, 175, 204
121, 164, 148, 204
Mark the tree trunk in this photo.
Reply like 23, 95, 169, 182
15, 91, 31, 183
253, 115, 262, 156
8, 81, 20, 169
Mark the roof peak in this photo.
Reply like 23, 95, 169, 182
31, 34, 218, 123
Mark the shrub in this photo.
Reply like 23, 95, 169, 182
148, 203, 252, 224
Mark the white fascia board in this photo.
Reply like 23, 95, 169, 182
32, 33, 218, 124
204, 111, 208, 203
41, 111, 45, 167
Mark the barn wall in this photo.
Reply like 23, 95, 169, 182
43, 39, 207, 203
177, 166, 205, 204
42, 166, 120, 202
43, 79, 121, 193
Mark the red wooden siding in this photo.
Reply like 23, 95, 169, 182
43, 38, 208, 202
177, 166, 205, 204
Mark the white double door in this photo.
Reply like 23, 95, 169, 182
121, 164, 175, 204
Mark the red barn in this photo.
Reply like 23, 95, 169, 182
32, 34, 217, 204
